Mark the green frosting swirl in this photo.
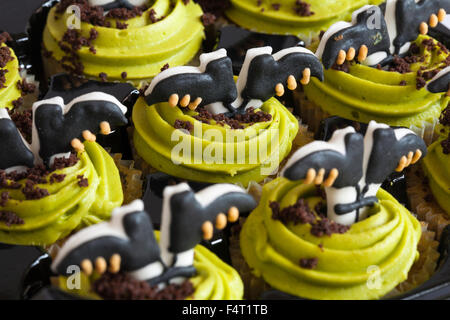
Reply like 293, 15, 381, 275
57, 232, 244, 300
226, 0, 384, 39
422, 125, 450, 216
304, 35, 450, 128
1, 43, 22, 109
0, 142, 123, 246
240, 178, 421, 300
43, 0, 204, 82
133, 97, 299, 186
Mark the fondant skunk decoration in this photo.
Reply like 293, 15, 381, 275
426, 66, 450, 95
145, 49, 238, 115
0, 108, 34, 172
316, 5, 391, 69
31, 92, 128, 165
232, 46, 324, 111
88, 0, 147, 11
51, 184, 256, 286
145, 47, 324, 115
281, 121, 427, 225
317, 0, 449, 68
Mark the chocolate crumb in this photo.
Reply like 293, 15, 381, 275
399, 80, 407, 86
294, 0, 314, 16
441, 132, 450, 154
310, 217, 350, 237
121, 71, 127, 79
201, 12, 216, 26
270, 199, 316, 225
17, 79, 36, 96
0, 31, 12, 45
12, 97, 24, 109
93, 272, 194, 300
272, 3, 281, 11
160, 63, 169, 72
0, 191, 9, 207
99, 72, 108, 82
174, 119, 194, 133
0, 211, 24, 226
9, 109, 32, 143
299, 257, 318, 269
440, 104, 450, 127
77, 175, 89, 187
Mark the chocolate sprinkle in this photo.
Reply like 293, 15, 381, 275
174, 119, 194, 133
294, 0, 314, 16
92, 272, 195, 300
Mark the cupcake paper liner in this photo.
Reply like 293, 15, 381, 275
407, 166, 450, 240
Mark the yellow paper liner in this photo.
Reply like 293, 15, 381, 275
406, 166, 450, 240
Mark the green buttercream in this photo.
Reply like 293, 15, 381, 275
0, 44, 22, 109
57, 232, 244, 300
43, 0, 204, 82
422, 125, 450, 216
304, 35, 450, 128
226, 0, 384, 39
132, 97, 299, 186
0, 142, 123, 246
240, 178, 421, 300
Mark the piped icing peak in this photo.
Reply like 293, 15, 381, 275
317, 0, 450, 69
51, 183, 256, 286
144, 47, 323, 114
281, 121, 427, 225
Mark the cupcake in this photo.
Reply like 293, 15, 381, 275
0, 32, 38, 110
0, 84, 136, 246
407, 78, 450, 239
40, 0, 205, 84
239, 121, 431, 299
297, 1, 450, 141
225, 0, 385, 42
133, 46, 324, 186
33, 183, 256, 300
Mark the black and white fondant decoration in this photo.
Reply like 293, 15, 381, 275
51, 184, 256, 286
31, 92, 128, 165
145, 50, 238, 115
89, 0, 147, 11
316, 0, 449, 69
0, 108, 34, 173
145, 47, 324, 115
426, 66, 450, 95
281, 121, 427, 225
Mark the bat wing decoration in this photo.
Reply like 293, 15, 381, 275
88, 0, 147, 11
0, 108, 34, 172
316, 0, 449, 68
426, 66, 450, 95
231, 46, 324, 111
281, 120, 426, 226
145, 49, 238, 115
50, 184, 256, 287
31, 92, 128, 165
316, 5, 391, 69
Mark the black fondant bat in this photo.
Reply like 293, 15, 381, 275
318, 6, 391, 69
0, 112, 34, 170
145, 51, 237, 112
427, 67, 450, 94
365, 127, 428, 185
51, 201, 161, 277
241, 49, 324, 102
90, 0, 147, 11
33, 93, 128, 165
164, 184, 257, 255
393, 0, 450, 55
282, 131, 364, 189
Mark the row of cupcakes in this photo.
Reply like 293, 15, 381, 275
0, 0, 448, 300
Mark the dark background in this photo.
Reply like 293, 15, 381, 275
0, 0, 47, 34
